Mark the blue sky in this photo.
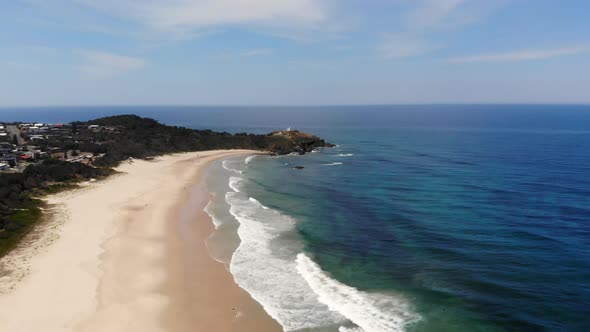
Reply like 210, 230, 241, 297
1, 0, 589, 105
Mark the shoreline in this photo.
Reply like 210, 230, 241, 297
0, 150, 281, 332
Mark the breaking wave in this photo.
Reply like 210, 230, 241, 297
296, 253, 421, 332
228, 176, 244, 193
203, 200, 222, 229
226, 191, 348, 331
324, 162, 343, 166
222, 160, 243, 174
245, 155, 257, 164
248, 197, 270, 210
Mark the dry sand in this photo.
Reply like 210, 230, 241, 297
0, 150, 282, 332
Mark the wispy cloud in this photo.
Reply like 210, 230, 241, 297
448, 46, 590, 63
75, 0, 327, 35
379, 37, 437, 59
404, 0, 467, 30
79, 51, 145, 78
379, 0, 504, 59
404, 0, 508, 31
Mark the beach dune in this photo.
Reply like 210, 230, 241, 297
0, 151, 281, 332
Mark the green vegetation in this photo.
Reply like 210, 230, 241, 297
85, 115, 331, 167
0, 198, 42, 257
0, 159, 111, 257
0, 114, 332, 257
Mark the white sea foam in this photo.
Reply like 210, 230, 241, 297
248, 197, 270, 210
226, 191, 347, 331
324, 162, 344, 166
228, 176, 244, 193
339, 327, 365, 332
337, 153, 354, 157
296, 253, 420, 332
245, 155, 257, 164
203, 200, 223, 229
222, 159, 243, 174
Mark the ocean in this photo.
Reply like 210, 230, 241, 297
2, 105, 589, 331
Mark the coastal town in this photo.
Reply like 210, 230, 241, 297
0, 121, 111, 173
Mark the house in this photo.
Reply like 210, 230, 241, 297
29, 135, 45, 141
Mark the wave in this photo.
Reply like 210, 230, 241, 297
337, 153, 354, 157
228, 176, 244, 193
248, 197, 270, 210
203, 200, 222, 229
222, 160, 243, 174
324, 162, 343, 166
245, 155, 257, 164
296, 253, 421, 332
226, 191, 347, 331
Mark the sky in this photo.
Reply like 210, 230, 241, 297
1, 0, 589, 106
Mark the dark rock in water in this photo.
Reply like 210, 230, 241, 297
293, 166, 305, 170
268, 129, 334, 155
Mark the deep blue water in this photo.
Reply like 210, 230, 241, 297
2, 105, 590, 331
237, 126, 590, 331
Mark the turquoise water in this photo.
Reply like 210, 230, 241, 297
209, 124, 590, 331
3, 105, 590, 331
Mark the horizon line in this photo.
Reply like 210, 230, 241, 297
1, 102, 590, 109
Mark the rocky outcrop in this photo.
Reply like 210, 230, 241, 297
267, 130, 334, 155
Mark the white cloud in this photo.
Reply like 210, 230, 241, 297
75, 0, 327, 34
79, 51, 145, 78
448, 46, 590, 63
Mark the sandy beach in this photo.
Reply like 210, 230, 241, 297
0, 150, 282, 332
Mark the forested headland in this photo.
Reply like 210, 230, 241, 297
0, 114, 332, 256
